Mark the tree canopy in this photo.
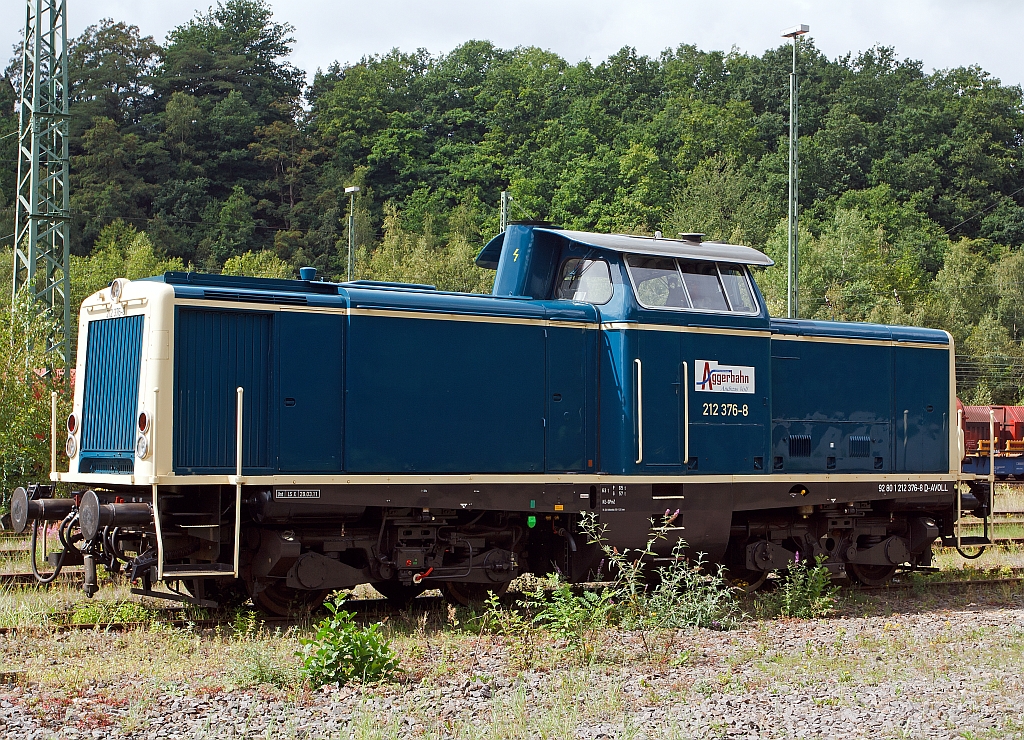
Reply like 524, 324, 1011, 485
2, 0, 1024, 403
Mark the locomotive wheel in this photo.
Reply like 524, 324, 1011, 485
729, 568, 769, 594
846, 563, 898, 587
443, 581, 509, 607
250, 581, 329, 617
372, 581, 427, 606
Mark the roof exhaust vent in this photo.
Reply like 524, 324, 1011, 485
678, 233, 704, 243
299, 267, 317, 280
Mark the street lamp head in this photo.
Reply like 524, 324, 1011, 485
781, 24, 809, 38
345, 186, 361, 194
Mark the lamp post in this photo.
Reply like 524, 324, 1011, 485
781, 24, 808, 319
345, 186, 360, 282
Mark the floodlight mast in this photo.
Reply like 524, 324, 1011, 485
781, 23, 809, 320
345, 186, 360, 282
13, 0, 71, 366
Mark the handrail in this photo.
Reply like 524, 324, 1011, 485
635, 359, 643, 464
50, 391, 57, 477
956, 408, 963, 549
903, 409, 909, 454
682, 362, 689, 466
152, 386, 164, 579
988, 408, 995, 542
233, 386, 244, 576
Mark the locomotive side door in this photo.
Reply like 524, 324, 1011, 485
277, 312, 344, 472
546, 323, 592, 472
637, 329, 685, 470
894, 344, 950, 473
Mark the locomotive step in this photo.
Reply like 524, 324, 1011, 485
161, 563, 235, 575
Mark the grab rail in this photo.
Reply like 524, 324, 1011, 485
682, 362, 689, 466
233, 386, 244, 576
635, 358, 643, 464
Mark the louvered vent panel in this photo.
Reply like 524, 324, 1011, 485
849, 435, 872, 458
788, 434, 812, 457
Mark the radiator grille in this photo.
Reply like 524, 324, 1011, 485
788, 434, 812, 457
849, 435, 872, 457
79, 315, 144, 473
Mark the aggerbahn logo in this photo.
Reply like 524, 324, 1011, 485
695, 360, 755, 394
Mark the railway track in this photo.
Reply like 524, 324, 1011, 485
852, 574, 1024, 592
0, 575, 1020, 636
0, 570, 82, 586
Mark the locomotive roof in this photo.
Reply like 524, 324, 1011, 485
475, 227, 774, 269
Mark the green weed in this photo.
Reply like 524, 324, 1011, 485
528, 576, 614, 666
579, 511, 741, 631
70, 599, 156, 625
759, 556, 838, 619
479, 592, 538, 670
297, 592, 400, 687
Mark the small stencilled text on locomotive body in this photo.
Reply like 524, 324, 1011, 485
878, 482, 949, 494
695, 360, 755, 394
275, 489, 321, 499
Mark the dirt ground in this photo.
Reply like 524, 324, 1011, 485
1, 573, 1023, 740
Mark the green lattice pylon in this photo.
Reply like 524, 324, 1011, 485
13, 0, 71, 366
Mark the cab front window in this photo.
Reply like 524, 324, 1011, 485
555, 258, 613, 304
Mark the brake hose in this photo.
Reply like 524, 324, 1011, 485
30, 513, 72, 584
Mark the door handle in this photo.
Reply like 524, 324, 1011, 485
903, 409, 909, 452
635, 358, 643, 464
682, 362, 689, 466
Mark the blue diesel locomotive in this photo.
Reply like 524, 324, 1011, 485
11, 223, 978, 612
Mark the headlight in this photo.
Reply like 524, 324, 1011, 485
109, 278, 127, 301
135, 434, 149, 459
65, 436, 77, 458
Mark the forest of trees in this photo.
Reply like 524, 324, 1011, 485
2, 0, 1024, 405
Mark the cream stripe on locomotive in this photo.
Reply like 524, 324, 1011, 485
169, 299, 952, 348
53, 470, 958, 487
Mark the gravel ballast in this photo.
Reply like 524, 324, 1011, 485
1, 584, 1023, 739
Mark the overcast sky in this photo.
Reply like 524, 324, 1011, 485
4, 0, 1023, 89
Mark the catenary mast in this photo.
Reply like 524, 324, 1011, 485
13, 0, 71, 365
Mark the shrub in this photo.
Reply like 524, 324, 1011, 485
579, 512, 741, 632
528, 577, 613, 666
297, 592, 400, 687
643, 545, 741, 630
762, 556, 838, 619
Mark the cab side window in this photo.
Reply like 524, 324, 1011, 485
678, 260, 728, 311
624, 255, 689, 308
718, 264, 758, 313
625, 254, 760, 314
555, 258, 613, 304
